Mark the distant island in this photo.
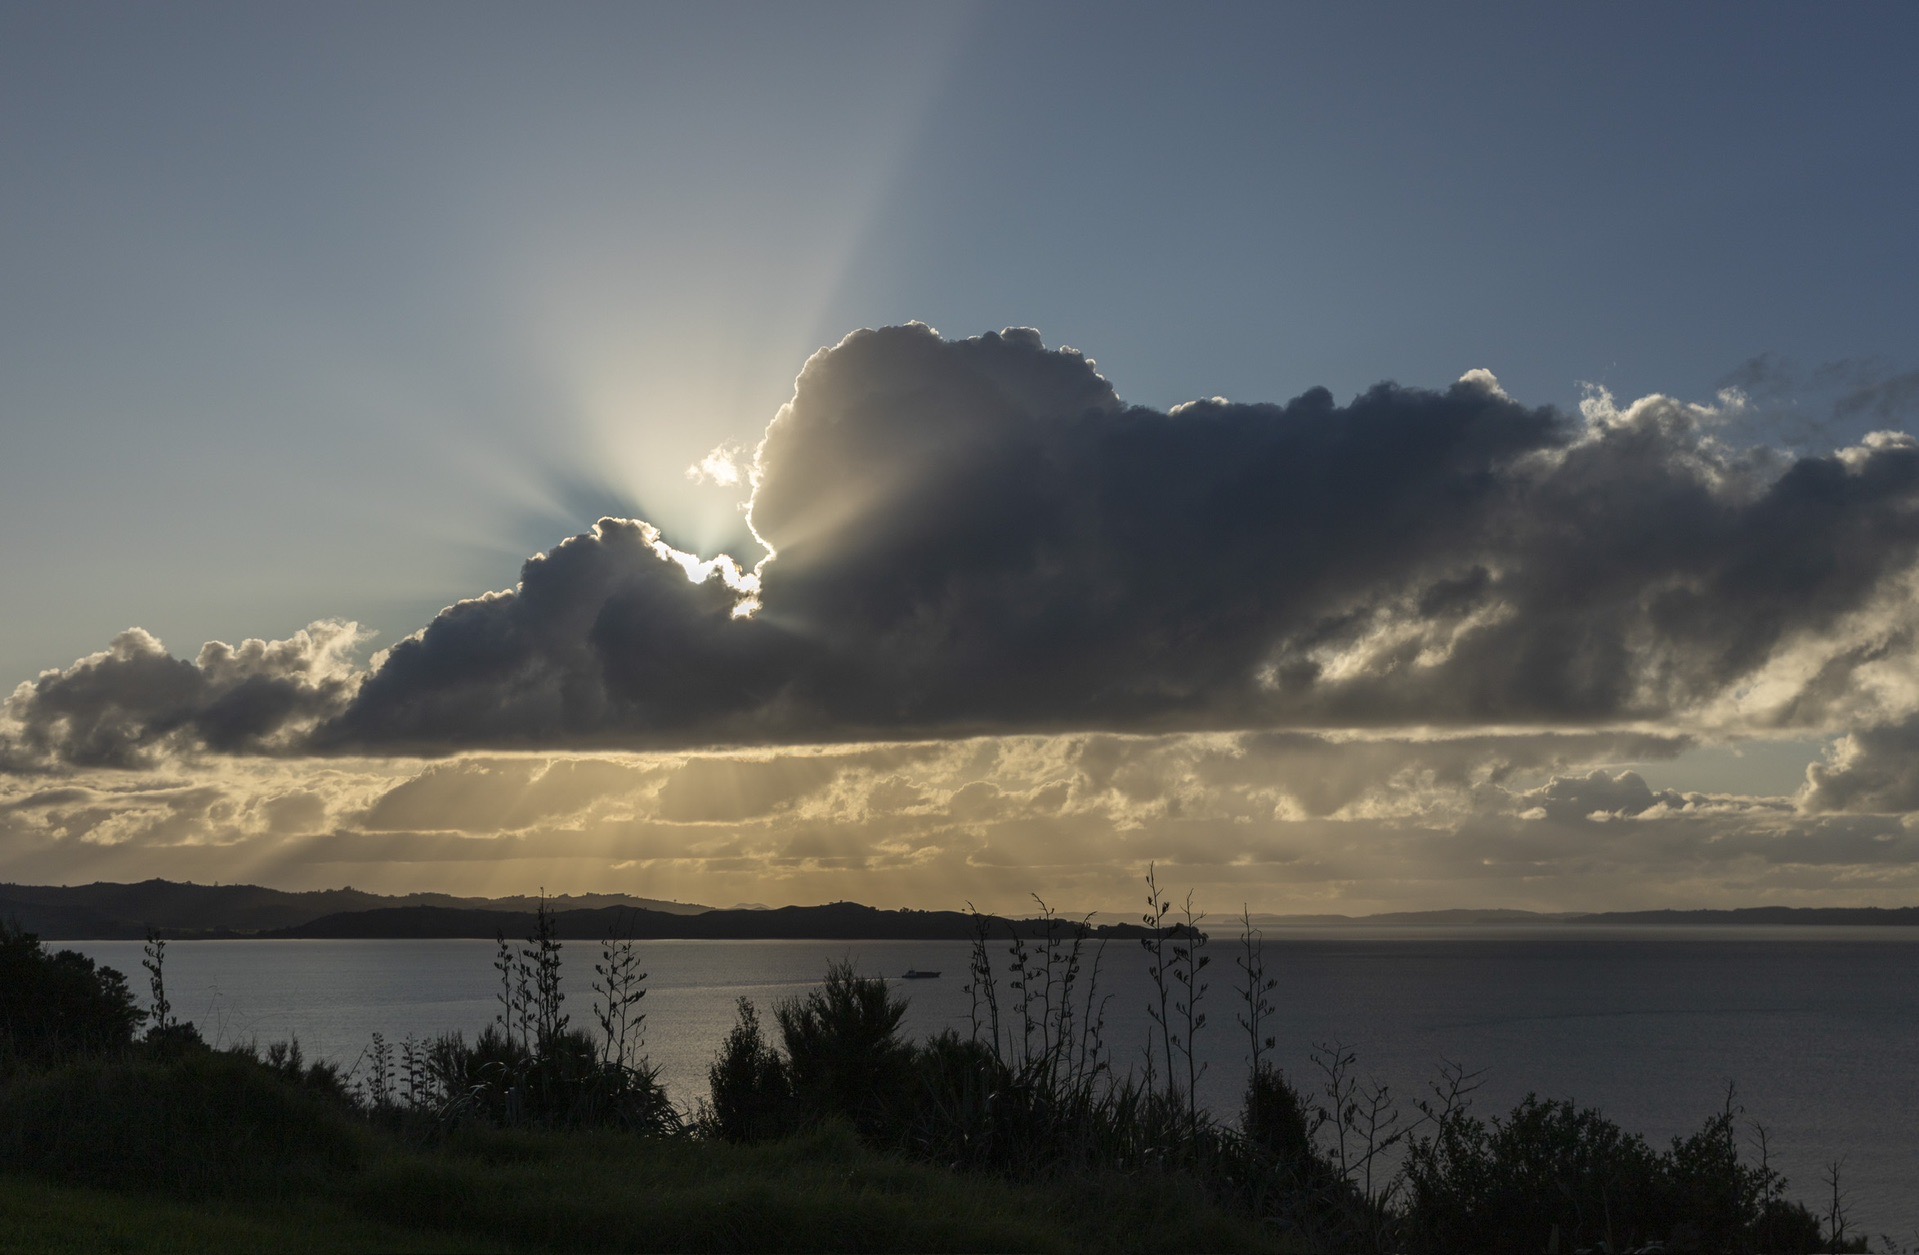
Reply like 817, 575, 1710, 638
0, 879, 710, 941
258, 902, 1174, 942
4, 879, 1918, 941
1246, 905, 1919, 928
0, 880, 1171, 942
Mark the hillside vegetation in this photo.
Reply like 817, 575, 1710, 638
0, 872, 1873, 1253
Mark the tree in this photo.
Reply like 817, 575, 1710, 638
0, 922, 143, 1062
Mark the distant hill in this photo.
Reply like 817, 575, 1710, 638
1247, 909, 1585, 927
0, 880, 712, 940
265, 901, 1182, 942
1576, 906, 1919, 926
8, 879, 1914, 941
1244, 906, 1919, 928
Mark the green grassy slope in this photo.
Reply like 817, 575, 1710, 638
1, 1125, 1284, 1255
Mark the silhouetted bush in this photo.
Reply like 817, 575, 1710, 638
0, 922, 143, 1065
1398, 1092, 1840, 1254
910, 896, 1187, 1180
704, 996, 795, 1142
775, 959, 913, 1137
1240, 1061, 1317, 1178
372, 901, 682, 1136
429, 1021, 532, 1123
253, 1036, 355, 1104
140, 1019, 208, 1058
404, 1021, 676, 1135
898, 1029, 1013, 1165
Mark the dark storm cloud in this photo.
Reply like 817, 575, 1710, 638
316, 325, 1919, 750
1, 623, 365, 770
12, 325, 1919, 767
316, 516, 804, 752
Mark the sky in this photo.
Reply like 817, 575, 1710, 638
4, 2, 1919, 915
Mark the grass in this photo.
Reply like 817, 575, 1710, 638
1, 1119, 1285, 1254
0, 1175, 499, 1254
361, 1122, 1285, 1253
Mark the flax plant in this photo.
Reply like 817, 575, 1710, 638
591, 918, 647, 1074
1171, 890, 1210, 1130
140, 927, 171, 1035
1139, 863, 1174, 1097
1234, 907, 1278, 1077
962, 903, 1003, 1060
524, 894, 568, 1054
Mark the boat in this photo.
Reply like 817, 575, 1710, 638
900, 969, 941, 979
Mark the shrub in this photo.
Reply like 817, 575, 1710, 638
1405, 1095, 1664, 1251
775, 960, 913, 1138
1239, 1061, 1318, 1179
253, 1036, 355, 1105
141, 1019, 209, 1058
431, 1022, 535, 1124
705, 996, 794, 1143
417, 1022, 676, 1134
898, 1029, 1024, 1168
400, 900, 681, 1135
1399, 1092, 1843, 1254
0, 921, 143, 1064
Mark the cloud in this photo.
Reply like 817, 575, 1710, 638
1, 622, 368, 770
321, 324, 1919, 751
9, 731, 1919, 912
685, 441, 749, 488
1801, 714, 1919, 813
11, 325, 1919, 768
1713, 353, 1919, 450
358, 757, 664, 833
305, 516, 795, 753
1507, 769, 1693, 823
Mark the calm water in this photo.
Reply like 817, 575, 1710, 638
66, 928, 1919, 1235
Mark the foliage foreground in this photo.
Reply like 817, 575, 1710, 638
0, 877, 1883, 1253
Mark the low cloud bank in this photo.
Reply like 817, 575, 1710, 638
6, 733, 1914, 913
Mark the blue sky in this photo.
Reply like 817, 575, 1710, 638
4, 4, 1918, 909
8, 3, 1915, 680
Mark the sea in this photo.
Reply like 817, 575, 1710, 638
63, 927, 1919, 1237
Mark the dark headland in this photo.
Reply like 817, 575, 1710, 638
5, 879, 1918, 940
